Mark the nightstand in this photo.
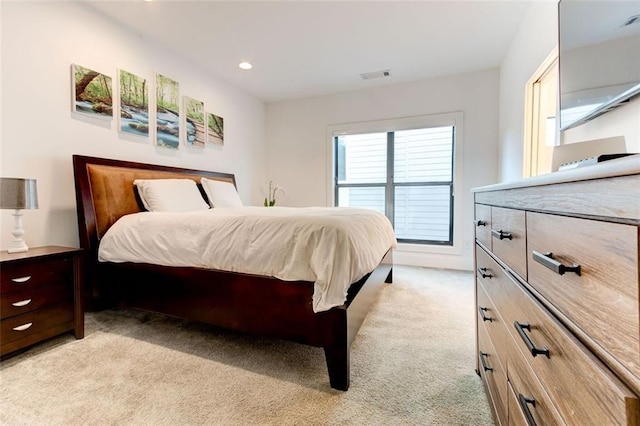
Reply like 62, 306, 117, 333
1, 246, 83, 357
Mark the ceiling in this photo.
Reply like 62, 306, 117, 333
84, 0, 535, 103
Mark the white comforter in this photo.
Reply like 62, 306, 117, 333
98, 206, 397, 312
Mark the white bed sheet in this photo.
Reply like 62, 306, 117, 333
98, 206, 397, 312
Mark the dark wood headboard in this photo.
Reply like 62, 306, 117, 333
72, 155, 236, 255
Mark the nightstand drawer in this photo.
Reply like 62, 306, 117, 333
0, 259, 72, 294
0, 246, 83, 357
1, 302, 74, 345
527, 211, 639, 380
1, 282, 72, 320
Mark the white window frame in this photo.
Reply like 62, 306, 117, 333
326, 112, 464, 256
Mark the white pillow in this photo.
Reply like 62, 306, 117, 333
133, 179, 210, 212
201, 177, 243, 208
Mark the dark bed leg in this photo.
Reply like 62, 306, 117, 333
324, 342, 349, 391
385, 267, 393, 283
321, 308, 349, 391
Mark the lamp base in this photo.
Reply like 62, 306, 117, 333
7, 244, 29, 253
7, 209, 29, 253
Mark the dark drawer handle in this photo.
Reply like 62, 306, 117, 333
13, 322, 33, 332
491, 229, 512, 240
475, 220, 486, 227
532, 251, 581, 276
514, 321, 550, 358
477, 267, 492, 279
479, 352, 493, 372
11, 275, 32, 284
11, 298, 32, 307
518, 394, 537, 426
479, 306, 493, 322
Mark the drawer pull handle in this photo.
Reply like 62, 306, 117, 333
477, 267, 493, 279
475, 220, 486, 227
11, 276, 32, 283
514, 321, 550, 358
491, 229, 512, 240
479, 307, 493, 322
11, 299, 32, 307
532, 251, 581, 276
479, 352, 493, 372
12, 322, 33, 332
518, 394, 537, 426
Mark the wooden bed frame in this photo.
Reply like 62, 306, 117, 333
72, 154, 393, 390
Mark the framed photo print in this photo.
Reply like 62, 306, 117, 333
72, 64, 113, 119
119, 69, 149, 137
184, 96, 205, 148
156, 73, 180, 149
207, 112, 224, 145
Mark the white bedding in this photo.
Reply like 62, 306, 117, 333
98, 206, 397, 312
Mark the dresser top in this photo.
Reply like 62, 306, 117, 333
473, 154, 640, 193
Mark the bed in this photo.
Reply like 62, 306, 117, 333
72, 154, 395, 390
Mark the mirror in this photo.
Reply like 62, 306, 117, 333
558, 0, 640, 131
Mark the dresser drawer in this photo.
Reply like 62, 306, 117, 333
476, 245, 513, 319
507, 348, 564, 426
506, 384, 527, 426
0, 259, 72, 294
490, 207, 526, 280
1, 282, 73, 320
527, 211, 640, 378
475, 204, 492, 249
0, 302, 74, 345
504, 272, 639, 425
477, 280, 513, 372
478, 315, 508, 426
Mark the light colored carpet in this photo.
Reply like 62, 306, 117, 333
0, 266, 493, 425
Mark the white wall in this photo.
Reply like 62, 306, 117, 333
498, 2, 558, 182
266, 69, 500, 270
1, 2, 266, 251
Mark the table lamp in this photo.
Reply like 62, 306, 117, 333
0, 178, 39, 253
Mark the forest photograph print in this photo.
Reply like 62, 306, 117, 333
207, 112, 224, 145
119, 69, 149, 137
183, 96, 205, 148
72, 64, 112, 119
156, 73, 180, 149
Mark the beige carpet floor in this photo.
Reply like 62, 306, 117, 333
0, 266, 493, 425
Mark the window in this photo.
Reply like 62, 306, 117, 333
334, 123, 455, 245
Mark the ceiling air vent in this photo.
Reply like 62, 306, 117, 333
360, 69, 391, 80
622, 14, 639, 27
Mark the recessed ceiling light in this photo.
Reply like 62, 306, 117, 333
239, 62, 253, 70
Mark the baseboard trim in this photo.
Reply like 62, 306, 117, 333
393, 249, 473, 271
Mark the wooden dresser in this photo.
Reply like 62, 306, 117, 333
1, 246, 83, 357
473, 155, 640, 425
